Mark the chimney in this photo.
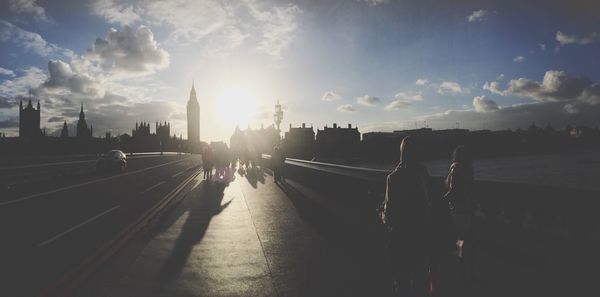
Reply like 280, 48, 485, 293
348, 124, 351, 129
302, 123, 306, 128
333, 123, 337, 129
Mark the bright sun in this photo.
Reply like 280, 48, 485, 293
215, 86, 259, 127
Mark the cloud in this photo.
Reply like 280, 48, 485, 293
0, 67, 46, 97
9, 0, 50, 23
0, 96, 16, 108
473, 95, 499, 113
513, 55, 525, 62
0, 67, 15, 77
356, 94, 380, 106
467, 9, 488, 22
415, 79, 429, 86
556, 31, 599, 45
337, 104, 356, 113
437, 81, 468, 94
506, 71, 594, 103
86, 26, 169, 74
252, 4, 302, 58
117, 0, 302, 59
358, 0, 390, 6
92, 0, 140, 26
0, 117, 19, 128
385, 92, 423, 110
42, 60, 103, 96
321, 90, 341, 101
47, 116, 64, 122
421, 100, 600, 131
0, 20, 74, 58
539, 43, 546, 51
483, 81, 504, 95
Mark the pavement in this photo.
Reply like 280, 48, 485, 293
77, 167, 395, 297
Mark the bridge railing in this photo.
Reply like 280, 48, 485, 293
262, 154, 600, 266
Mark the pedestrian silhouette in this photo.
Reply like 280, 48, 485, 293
382, 136, 434, 296
272, 146, 285, 183
444, 145, 477, 282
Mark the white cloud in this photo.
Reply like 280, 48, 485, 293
337, 104, 356, 113
0, 67, 15, 77
92, 0, 140, 26
483, 81, 504, 95
86, 26, 169, 74
513, 55, 525, 62
9, 0, 50, 23
484, 70, 600, 105
385, 92, 423, 111
467, 9, 488, 22
0, 67, 46, 97
114, 0, 302, 59
358, 0, 390, 6
356, 94, 380, 106
321, 91, 341, 101
0, 20, 74, 58
437, 81, 468, 94
556, 31, 599, 45
251, 4, 302, 58
43, 60, 104, 96
415, 79, 429, 86
473, 95, 499, 113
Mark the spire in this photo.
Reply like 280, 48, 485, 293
79, 102, 85, 119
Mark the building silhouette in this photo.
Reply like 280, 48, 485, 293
187, 83, 200, 142
316, 123, 360, 159
156, 121, 171, 144
19, 92, 41, 139
76, 103, 92, 138
60, 121, 69, 138
282, 123, 315, 159
132, 122, 151, 138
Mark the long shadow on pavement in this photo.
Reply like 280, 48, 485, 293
156, 180, 233, 281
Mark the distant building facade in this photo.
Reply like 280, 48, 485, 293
316, 123, 360, 159
19, 98, 41, 138
282, 123, 315, 159
187, 83, 200, 142
156, 121, 171, 144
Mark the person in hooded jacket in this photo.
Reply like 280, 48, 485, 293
382, 136, 434, 296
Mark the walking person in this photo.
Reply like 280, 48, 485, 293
272, 146, 285, 183
381, 136, 434, 296
202, 147, 214, 180
444, 145, 476, 283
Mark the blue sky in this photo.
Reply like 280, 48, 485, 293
0, 0, 599, 141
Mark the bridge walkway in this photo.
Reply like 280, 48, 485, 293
77, 168, 544, 297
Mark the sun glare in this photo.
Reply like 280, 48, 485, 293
215, 86, 259, 127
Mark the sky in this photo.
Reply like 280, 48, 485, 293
0, 0, 599, 142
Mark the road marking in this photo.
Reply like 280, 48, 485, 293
140, 181, 166, 194
38, 205, 120, 247
0, 157, 191, 207
171, 171, 184, 178
40, 169, 200, 297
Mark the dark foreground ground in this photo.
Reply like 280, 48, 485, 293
1, 156, 598, 296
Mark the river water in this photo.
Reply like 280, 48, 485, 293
356, 150, 600, 191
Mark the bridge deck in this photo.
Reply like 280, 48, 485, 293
78, 168, 549, 297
